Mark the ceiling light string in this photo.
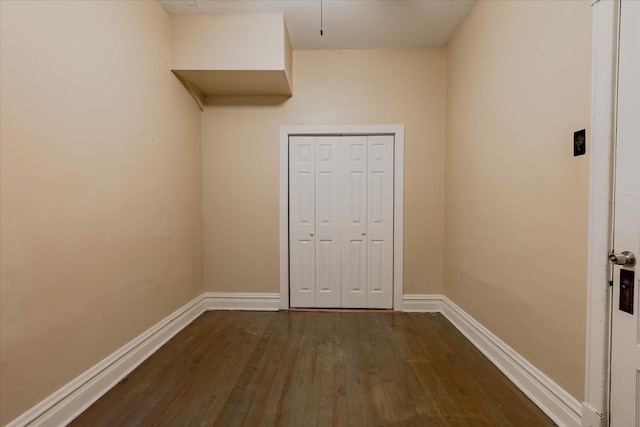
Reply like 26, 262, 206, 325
320, 0, 324, 36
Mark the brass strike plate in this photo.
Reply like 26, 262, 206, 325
620, 269, 635, 315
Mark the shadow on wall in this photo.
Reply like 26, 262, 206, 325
204, 96, 292, 106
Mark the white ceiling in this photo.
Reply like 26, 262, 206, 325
160, 0, 476, 50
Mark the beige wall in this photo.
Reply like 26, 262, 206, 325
171, 13, 288, 71
0, 1, 203, 424
202, 48, 446, 295
444, 0, 592, 400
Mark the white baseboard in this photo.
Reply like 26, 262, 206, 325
6, 295, 205, 427
581, 402, 606, 427
402, 294, 443, 312
440, 296, 582, 427
203, 292, 280, 311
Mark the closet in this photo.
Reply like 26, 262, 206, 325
289, 135, 394, 308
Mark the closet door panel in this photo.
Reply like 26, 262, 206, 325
315, 137, 341, 307
289, 136, 316, 307
290, 134, 394, 309
366, 136, 394, 308
341, 136, 368, 308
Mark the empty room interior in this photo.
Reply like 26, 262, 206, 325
1, 0, 618, 426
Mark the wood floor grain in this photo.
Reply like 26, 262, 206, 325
69, 311, 557, 427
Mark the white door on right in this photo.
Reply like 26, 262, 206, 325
610, 1, 640, 425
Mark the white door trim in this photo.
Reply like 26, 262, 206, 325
584, 0, 619, 425
280, 125, 404, 311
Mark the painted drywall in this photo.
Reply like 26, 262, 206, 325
202, 48, 446, 296
171, 13, 287, 71
0, 1, 203, 424
444, 0, 591, 400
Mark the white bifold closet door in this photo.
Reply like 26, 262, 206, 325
289, 135, 393, 308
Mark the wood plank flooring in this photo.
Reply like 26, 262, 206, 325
70, 311, 556, 426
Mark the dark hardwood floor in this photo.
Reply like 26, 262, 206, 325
70, 311, 556, 426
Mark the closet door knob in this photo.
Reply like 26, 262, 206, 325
361, 232, 366, 236
310, 233, 314, 237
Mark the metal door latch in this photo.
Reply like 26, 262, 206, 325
609, 250, 636, 267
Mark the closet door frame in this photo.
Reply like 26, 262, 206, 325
279, 125, 404, 311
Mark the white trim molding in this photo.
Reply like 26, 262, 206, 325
203, 292, 280, 311
402, 294, 443, 312
440, 296, 582, 427
6, 295, 205, 427
584, 1, 620, 426
583, 402, 607, 427
279, 124, 405, 311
